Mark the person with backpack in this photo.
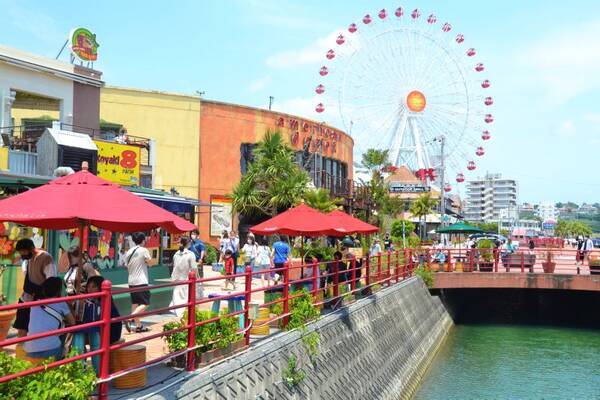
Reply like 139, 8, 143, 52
255, 237, 273, 287
64, 246, 99, 296
24, 277, 75, 360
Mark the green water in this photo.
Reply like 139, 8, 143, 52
414, 325, 600, 400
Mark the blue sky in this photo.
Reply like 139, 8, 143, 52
1, 0, 599, 203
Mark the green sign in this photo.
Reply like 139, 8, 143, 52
69, 27, 99, 62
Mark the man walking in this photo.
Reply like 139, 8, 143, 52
583, 235, 594, 265
125, 232, 152, 333
190, 230, 206, 277
271, 235, 291, 273
13, 238, 56, 337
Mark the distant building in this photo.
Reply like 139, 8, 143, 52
537, 202, 558, 221
464, 173, 518, 222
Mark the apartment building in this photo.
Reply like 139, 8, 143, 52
464, 173, 518, 222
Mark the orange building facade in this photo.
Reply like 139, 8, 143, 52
199, 100, 353, 246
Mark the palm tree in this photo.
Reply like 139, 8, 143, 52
410, 193, 438, 240
358, 149, 391, 181
231, 130, 310, 217
304, 188, 340, 213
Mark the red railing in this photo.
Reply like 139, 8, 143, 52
0, 251, 414, 399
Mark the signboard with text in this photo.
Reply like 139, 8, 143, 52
69, 27, 99, 62
210, 196, 233, 237
389, 183, 430, 193
94, 140, 140, 186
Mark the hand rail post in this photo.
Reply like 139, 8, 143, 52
350, 257, 357, 292
408, 249, 414, 276
494, 249, 499, 273
402, 249, 407, 279
186, 271, 197, 371
312, 259, 319, 299
98, 280, 112, 400
365, 256, 371, 287
377, 253, 382, 283
394, 250, 400, 282
447, 249, 453, 272
282, 261, 290, 329
333, 259, 340, 299
244, 265, 252, 346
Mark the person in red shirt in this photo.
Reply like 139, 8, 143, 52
223, 249, 236, 291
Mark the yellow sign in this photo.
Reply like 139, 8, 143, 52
94, 140, 140, 186
0, 147, 7, 170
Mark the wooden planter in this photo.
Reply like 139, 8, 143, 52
0, 310, 16, 342
479, 262, 494, 272
454, 262, 463, 273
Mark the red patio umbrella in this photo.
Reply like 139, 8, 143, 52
327, 210, 379, 236
0, 167, 196, 233
250, 204, 338, 237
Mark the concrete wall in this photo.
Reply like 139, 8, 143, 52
165, 278, 452, 400
100, 87, 201, 199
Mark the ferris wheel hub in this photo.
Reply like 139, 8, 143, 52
406, 90, 426, 112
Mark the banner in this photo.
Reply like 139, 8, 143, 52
210, 196, 233, 237
94, 140, 140, 186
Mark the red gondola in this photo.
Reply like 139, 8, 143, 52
363, 14, 372, 24
319, 66, 329, 76
467, 48, 476, 57
456, 173, 465, 183
336, 35, 345, 45
348, 23, 357, 33
315, 103, 325, 113
315, 84, 325, 95
484, 96, 493, 106
467, 161, 476, 171
395, 7, 404, 17
455, 33, 464, 43
484, 114, 494, 124
427, 14, 437, 24
443, 23, 452, 32
481, 130, 491, 140
444, 184, 452, 193
378, 9, 387, 19
475, 63, 485, 72
326, 49, 335, 60
481, 80, 491, 88
476, 147, 485, 156
411, 9, 421, 19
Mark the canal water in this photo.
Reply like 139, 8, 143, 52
413, 324, 600, 399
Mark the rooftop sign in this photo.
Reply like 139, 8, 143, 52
69, 28, 99, 62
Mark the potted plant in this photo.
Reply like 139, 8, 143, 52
477, 239, 495, 272
162, 320, 187, 368
589, 255, 600, 275
541, 251, 556, 273
0, 266, 16, 342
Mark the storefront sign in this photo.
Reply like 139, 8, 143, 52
210, 196, 233, 237
69, 27, 99, 61
389, 183, 430, 193
279, 116, 341, 155
94, 140, 140, 186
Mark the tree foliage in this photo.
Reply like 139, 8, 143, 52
554, 220, 593, 237
390, 219, 416, 239
303, 188, 340, 213
231, 131, 310, 217
410, 193, 438, 239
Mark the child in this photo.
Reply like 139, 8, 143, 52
73, 275, 123, 373
24, 277, 75, 360
223, 249, 236, 290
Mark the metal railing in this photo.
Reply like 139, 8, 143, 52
0, 251, 413, 399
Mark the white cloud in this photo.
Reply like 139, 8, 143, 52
266, 30, 345, 69
518, 20, 600, 103
271, 96, 319, 119
7, 1, 63, 46
247, 76, 272, 93
557, 120, 576, 138
235, 0, 320, 30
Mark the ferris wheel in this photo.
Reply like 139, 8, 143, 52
314, 5, 494, 192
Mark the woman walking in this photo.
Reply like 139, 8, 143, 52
242, 234, 259, 269
255, 238, 273, 287
170, 237, 200, 318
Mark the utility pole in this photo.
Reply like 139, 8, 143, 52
439, 135, 446, 227
268, 96, 274, 110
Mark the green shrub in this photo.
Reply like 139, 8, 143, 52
282, 355, 305, 387
286, 290, 320, 331
204, 245, 218, 265
477, 239, 495, 263
0, 350, 96, 400
414, 265, 434, 288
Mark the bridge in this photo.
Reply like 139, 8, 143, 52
434, 272, 600, 291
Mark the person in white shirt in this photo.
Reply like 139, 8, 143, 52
583, 236, 595, 264
170, 237, 200, 318
64, 246, 99, 296
255, 237, 273, 287
369, 239, 382, 257
241, 234, 259, 268
24, 277, 75, 360
124, 232, 152, 333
